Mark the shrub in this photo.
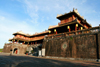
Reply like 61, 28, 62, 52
25, 51, 29, 54
0, 49, 3, 52
31, 50, 34, 53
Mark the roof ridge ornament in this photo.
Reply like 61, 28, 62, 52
17, 31, 24, 34
73, 8, 84, 19
73, 8, 80, 15
57, 14, 62, 17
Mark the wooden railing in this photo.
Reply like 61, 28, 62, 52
13, 35, 44, 41
30, 36, 44, 41
5, 43, 42, 47
58, 16, 76, 25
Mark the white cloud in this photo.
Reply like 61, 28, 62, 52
80, 0, 87, 4
17, 0, 100, 28
0, 0, 100, 48
0, 14, 39, 48
0, 16, 5, 20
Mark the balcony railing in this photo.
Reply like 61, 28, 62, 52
5, 43, 42, 47
13, 36, 44, 41
58, 16, 76, 25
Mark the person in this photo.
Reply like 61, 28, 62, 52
10, 49, 12, 56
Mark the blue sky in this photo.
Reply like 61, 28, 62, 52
0, 0, 100, 48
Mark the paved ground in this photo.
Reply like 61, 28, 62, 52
0, 53, 100, 67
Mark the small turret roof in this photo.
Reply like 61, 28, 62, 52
57, 8, 84, 20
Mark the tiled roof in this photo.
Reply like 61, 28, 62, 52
13, 30, 49, 36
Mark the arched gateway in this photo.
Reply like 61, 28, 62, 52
13, 48, 19, 54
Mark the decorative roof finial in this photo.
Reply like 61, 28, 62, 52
73, 8, 75, 11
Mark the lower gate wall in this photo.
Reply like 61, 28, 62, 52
3, 43, 27, 54
42, 32, 100, 59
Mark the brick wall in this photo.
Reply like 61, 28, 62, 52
2, 45, 11, 53
43, 33, 98, 59
75, 35, 97, 59
3, 43, 27, 54
98, 32, 100, 59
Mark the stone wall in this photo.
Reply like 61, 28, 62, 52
3, 43, 27, 54
27, 44, 42, 56
3, 44, 11, 53
98, 32, 100, 59
75, 34, 97, 59
3, 43, 42, 55
43, 32, 100, 59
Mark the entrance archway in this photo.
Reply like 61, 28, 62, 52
13, 48, 18, 54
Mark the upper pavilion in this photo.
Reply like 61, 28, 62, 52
48, 8, 92, 34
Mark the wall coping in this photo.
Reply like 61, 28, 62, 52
46, 56, 100, 62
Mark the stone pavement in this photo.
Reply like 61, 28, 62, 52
0, 53, 100, 67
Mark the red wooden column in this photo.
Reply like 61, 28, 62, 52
67, 26, 70, 32
35, 42, 37, 44
56, 31, 57, 34
78, 27, 80, 30
23, 41, 25, 44
54, 29, 57, 34
69, 28, 71, 32
33, 42, 34, 45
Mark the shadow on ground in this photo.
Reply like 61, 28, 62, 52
0, 54, 100, 67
